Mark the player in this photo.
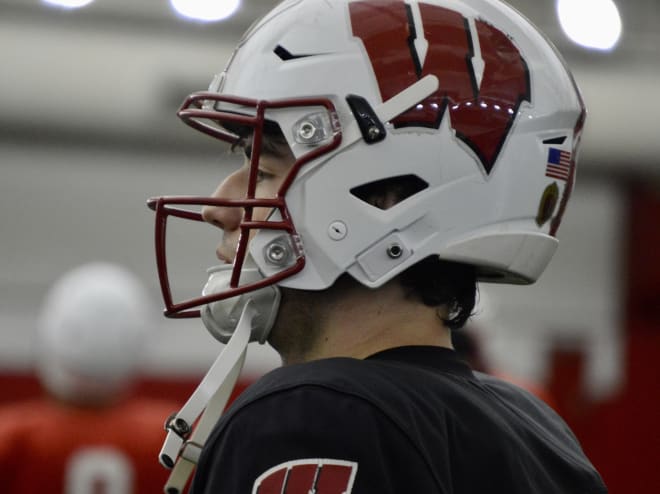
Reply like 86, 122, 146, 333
147, 0, 607, 492
0, 262, 178, 494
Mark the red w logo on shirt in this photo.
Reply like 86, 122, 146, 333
253, 459, 358, 494
349, 0, 531, 175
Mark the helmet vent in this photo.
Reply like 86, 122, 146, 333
350, 174, 428, 210
273, 45, 314, 61
542, 136, 567, 145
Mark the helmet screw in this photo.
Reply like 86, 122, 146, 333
298, 121, 317, 140
174, 418, 191, 437
165, 414, 192, 439
328, 221, 348, 241
386, 243, 403, 259
367, 126, 381, 139
266, 242, 288, 265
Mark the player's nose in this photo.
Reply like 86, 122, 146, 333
202, 172, 244, 232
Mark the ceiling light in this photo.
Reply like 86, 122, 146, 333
170, 0, 241, 22
42, 0, 95, 8
556, 0, 622, 51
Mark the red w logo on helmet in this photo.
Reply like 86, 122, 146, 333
349, 0, 531, 175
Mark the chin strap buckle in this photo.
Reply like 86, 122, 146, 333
165, 414, 192, 439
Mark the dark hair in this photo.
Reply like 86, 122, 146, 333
398, 256, 477, 330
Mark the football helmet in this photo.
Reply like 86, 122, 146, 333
149, 0, 585, 340
36, 262, 155, 405
149, 1, 586, 489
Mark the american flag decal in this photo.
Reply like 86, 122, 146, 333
545, 148, 572, 181
253, 459, 358, 494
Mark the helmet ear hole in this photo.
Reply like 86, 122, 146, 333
350, 174, 428, 210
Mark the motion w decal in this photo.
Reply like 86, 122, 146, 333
349, 0, 531, 174
253, 459, 358, 494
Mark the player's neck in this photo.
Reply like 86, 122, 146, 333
283, 282, 453, 364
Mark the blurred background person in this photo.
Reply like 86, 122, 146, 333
0, 262, 178, 494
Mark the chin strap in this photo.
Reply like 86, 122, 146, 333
159, 301, 255, 494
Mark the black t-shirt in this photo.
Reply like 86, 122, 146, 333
192, 346, 607, 493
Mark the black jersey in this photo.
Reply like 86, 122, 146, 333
192, 346, 607, 493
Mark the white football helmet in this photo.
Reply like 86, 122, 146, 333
36, 262, 155, 405
148, 0, 585, 340
149, 2, 586, 488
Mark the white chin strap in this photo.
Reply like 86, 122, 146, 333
158, 301, 255, 494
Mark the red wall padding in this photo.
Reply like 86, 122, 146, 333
547, 183, 660, 494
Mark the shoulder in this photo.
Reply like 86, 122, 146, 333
193, 358, 441, 493
220, 357, 417, 444
233, 352, 473, 409
474, 371, 571, 431
236, 356, 402, 402
224, 356, 449, 434
0, 399, 59, 437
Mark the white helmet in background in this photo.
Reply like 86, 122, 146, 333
36, 262, 155, 405
149, 0, 585, 339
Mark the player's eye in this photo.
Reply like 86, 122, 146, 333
256, 169, 275, 183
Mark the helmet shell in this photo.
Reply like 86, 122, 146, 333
213, 0, 585, 288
